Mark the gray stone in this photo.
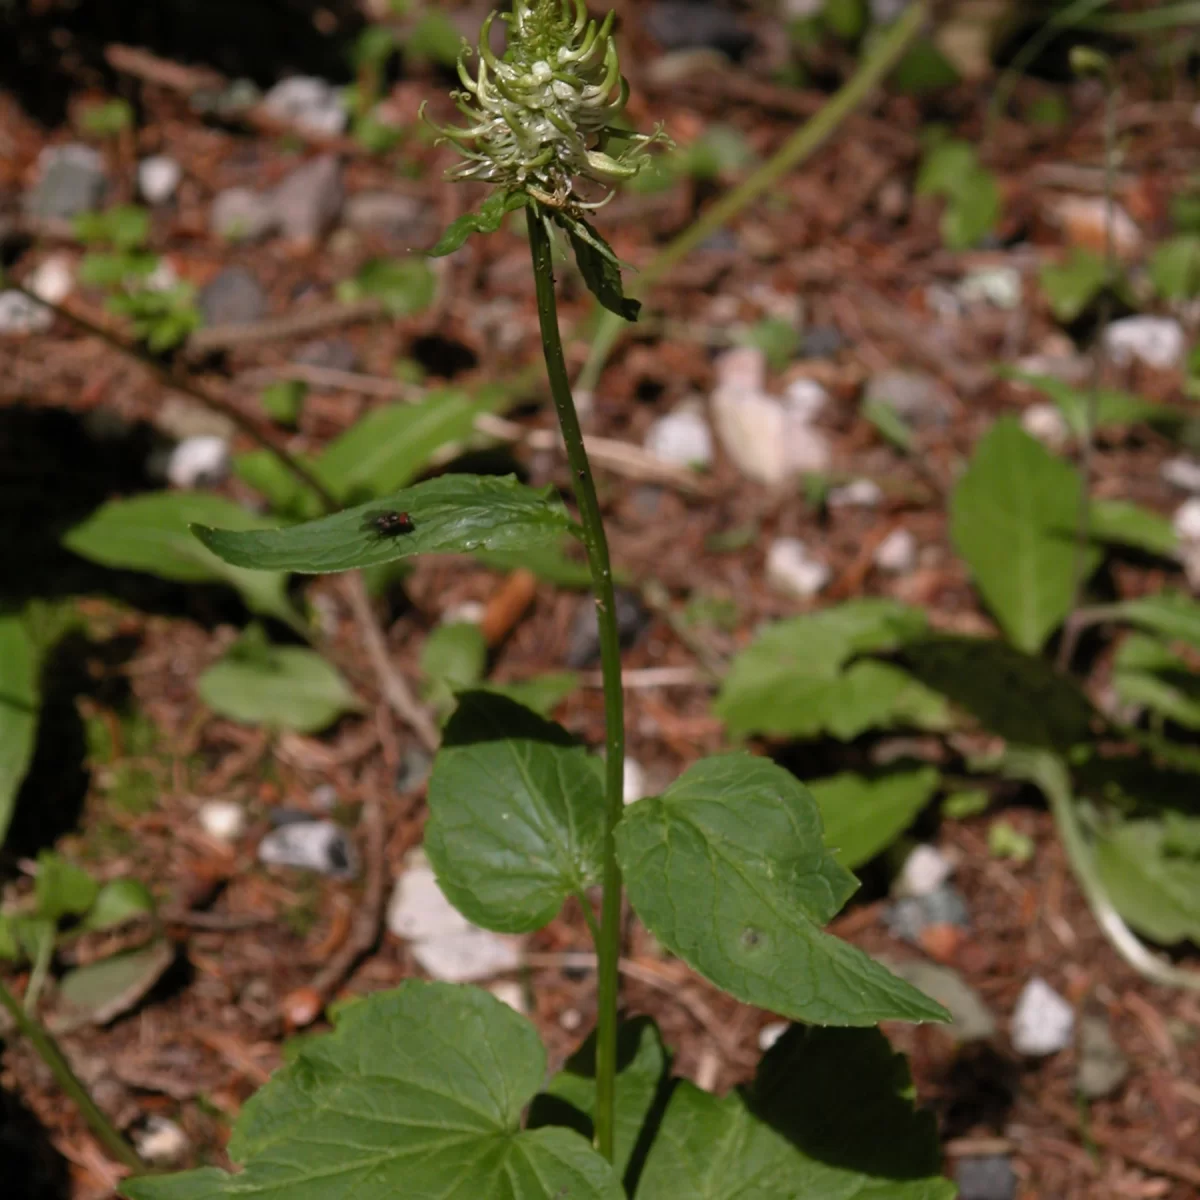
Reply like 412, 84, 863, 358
257, 820, 358, 879
884, 886, 970, 944
293, 337, 359, 372
344, 190, 426, 236
25, 144, 107, 220
211, 187, 277, 242
1077, 1011, 1129, 1099
262, 76, 348, 136
954, 1156, 1016, 1200
271, 154, 344, 242
0, 291, 52, 335
876, 958, 996, 1042
138, 156, 181, 205
1104, 316, 1185, 371
1011, 976, 1073, 1056
198, 266, 268, 326
644, 3, 755, 57
800, 325, 845, 359
644, 405, 713, 468
863, 369, 955, 428
566, 590, 647, 668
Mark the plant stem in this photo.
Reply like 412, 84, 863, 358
575, 0, 929, 396
526, 205, 625, 1163
0, 978, 145, 1173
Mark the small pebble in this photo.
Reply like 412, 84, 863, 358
863, 369, 954, 428
210, 187, 277, 242
281, 986, 324, 1030
488, 981, 528, 1014
757, 1021, 788, 1052
138, 156, 181, 205
344, 190, 426, 235
1103, 316, 1185, 371
310, 784, 338, 812
29, 254, 74, 306
1173, 497, 1200, 542
874, 528, 917, 574
879, 958, 996, 1042
783, 377, 829, 421
270, 153, 344, 243
134, 1116, 189, 1166
197, 265, 268, 326
0, 290, 52, 335
1020, 402, 1069, 451
957, 266, 1022, 310
442, 600, 486, 626
954, 1154, 1016, 1200
1162, 456, 1200, 493
198, 800, 246, 843
713, 345, 767, 395
1011, 976, 1073, 1056
1052, 194, 1142, 259
262, 76, 348, 136
166, 435, 230, 489
828, 478, 883, 509
395, 747, 433, 794
623, 758, 649, 806
644, 405, 714, 468
884, 886, 970, 944
799, 325, 844, 359
566, 590, 647, 668
560, 1007, 583, 1031
894, 844, 953, 898
25, 144, 107, 220
1076, 1010, 1129, 1099
765, 538, 830, 600
258, 820, 359, 879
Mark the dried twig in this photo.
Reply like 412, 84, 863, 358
188, 299, 386, 354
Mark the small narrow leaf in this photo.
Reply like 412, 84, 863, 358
558, 214, 640, 321
615, 754, 949, 1026
121, 982, 622, 1200
428, 190, 528, 256
1098, 592, 1200, 651
1088, 499, 1178, 559
425, 692, 606, 933
194, 474, 575, 574
0, 613, 39, 843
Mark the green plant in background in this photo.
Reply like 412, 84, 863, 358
915, 133, 1001, 251
121, 3, 952, 1196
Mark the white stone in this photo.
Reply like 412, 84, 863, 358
262, 76, 348, 136
957, 266, 1022, 310
166, 435, 230, 489
559, 1007, 583, 1031
388, 856, 469, 941
412, 928, 523, 983
1021, 402, 1070, 451
30, 254, 74, 305
1011, 977, 1074, 1056
894, 844, 953, 898
134, 1116, 189, 1166
713, 345, 767, 395
645, 405, 713, 468
0, 290, 52, 335
144, 258, 180, 293
766, 538, 830, 600
198, 799, 246, 843
623, 758, 648, 806
1052, 195, 1143, 259
211, 187, 277, 242
1173, 497, 1200, 543
1103, 316, 1185, 371
874, 527, 917, 574
1162, 456, 1200, 493
258, 820, 358, 878
828, 478, 883, 509
270, 154, 344, 242
488, 981, 527, 1014
138, 155, 182, 205
757, 1021, 788, 1051
711, 387, 788, 486
310, 783, 338, 811
443, 601, 486, 626
783, 377, 829, 422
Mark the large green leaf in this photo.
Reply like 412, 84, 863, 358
615, 754, 949, 1026
713, 600, 947, 740
637, 1025, 954, 1199
950, 417, 1097, 653
425, 693, 605, 933
1113, 633, 1200, 730
198, 629, 359, 734
811, 769, 941, 869
121, 982, 622, 1200
194, 474, 575, 574
63, 493, 298, 625
1093, 819, 1200, 945
0, 613, 39, 844
529, 1018, 670, 1189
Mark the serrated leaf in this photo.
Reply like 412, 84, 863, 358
199, 635, 359, 734
713, 600, 946, 740
529, 1017, 670, 1189
811, 769, 941, 869
120, 982, 622, 1200
428, 191, 528, 256
558, 214, 640, 322
425, 692, 605, 933
1113, 632, 1200, 730
0, 612, 40, 844
35, 851, 99, 922
1094, 819, 1200, 944
63, 493, 300, 626
950, 417, 1097, 653
637, 1025, 954, 1199
615, 754, 949, 1025
195, 474, 575, 574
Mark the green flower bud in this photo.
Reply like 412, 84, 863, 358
422, 0, 667, 214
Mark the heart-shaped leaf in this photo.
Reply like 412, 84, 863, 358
194, 474, 575, 574
615, 754, 949, 1026
0, 613, 39, 843
120, 982, 622, 1200
425, 692, 606, 933
63, 493, 299, 626
636, 1025, 955, 1199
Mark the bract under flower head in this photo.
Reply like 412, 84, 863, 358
422, 0, 666, 214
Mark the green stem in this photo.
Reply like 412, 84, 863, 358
526, 205, 625, 1163
576, 0, 929, 396
0, 977, 145, 1173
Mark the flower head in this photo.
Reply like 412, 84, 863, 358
422, 0, 666, 214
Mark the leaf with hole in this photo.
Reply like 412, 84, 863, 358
194, 474, 575, 574
63, 493, 300, 627
811, 769, 941, 869
615, 754, 949, 1025
636, 1025, 954, 1199
950, 418, 1096, 653
120, 982, 622, 1200
425, 692, 606, 933
0, 612, 39, 845
198, 629, 359, 734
